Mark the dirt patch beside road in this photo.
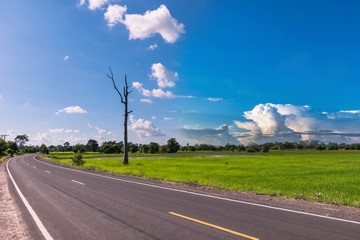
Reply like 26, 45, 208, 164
0, 159, 32, 240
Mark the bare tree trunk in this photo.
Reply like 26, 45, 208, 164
107, 68, 132, 165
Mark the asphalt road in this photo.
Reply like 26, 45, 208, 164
6, 154, 360, 240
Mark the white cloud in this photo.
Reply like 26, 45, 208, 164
152, 116, 156, 119
78, 0, 86, 6
64, 129, 80, 133
121, 4, 185, 43
207, 98, 223, 102
150, 63, 178, 88
140, 99, 153, 103
148, 43, 158, 50
234, 103, 360, 144
234, 121, 256, 131
0, 95, 3, 100
325, 110, 360, 119
88, 0, 108, 10
129, 115, 165, 137
95, 126, 107, 134
181, 124, 237, 145
48, 128, 64, 133
132, 82, 175, 99
104, 4, 127, 28
164, 117, 172, 120
56, 106, 87, 115
88, 122, 93, 128
64, 55, 69, 61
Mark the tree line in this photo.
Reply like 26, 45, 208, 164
2, 135, 360, 157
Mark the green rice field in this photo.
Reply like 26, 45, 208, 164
43, 150, 360, 207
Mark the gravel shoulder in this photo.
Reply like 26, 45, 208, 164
0, 158, 33, 240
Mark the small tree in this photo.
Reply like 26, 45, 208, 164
5, 148, 14, 157
71, 153, 85, 166
140, 144, 150, 154
166, 138, 180, 153
40, 144, 49, 154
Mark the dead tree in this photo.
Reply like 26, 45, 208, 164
107, 66, 132, 165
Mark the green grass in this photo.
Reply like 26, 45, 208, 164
43, 150, 360, 208
49, 151, 257, 159
0, 156, 7, 163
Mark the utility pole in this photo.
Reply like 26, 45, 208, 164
1, 134, 9, 141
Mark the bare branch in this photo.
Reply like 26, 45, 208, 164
128, 110, 133, 114
108, 66, 124, 103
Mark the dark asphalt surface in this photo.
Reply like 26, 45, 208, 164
6, 154, 360, 240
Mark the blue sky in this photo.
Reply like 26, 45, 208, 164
1, 0, 360, 146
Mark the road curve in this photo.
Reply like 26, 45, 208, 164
6, 154, 360, 240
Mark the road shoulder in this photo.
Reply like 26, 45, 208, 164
0, 158, 33, 240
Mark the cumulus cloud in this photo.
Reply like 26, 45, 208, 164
234, 103, 360, 144
181, 124, 238, 145
121, 5, 184, 43
207, 98, 223, 102
64, 56, 69, 61
164, 117, 172, 120
104, 4, 127, 28
49, 128, 64, 133
148, 43, 158, 50
88, 0, 108, 10
140, 99, 153, 103
65, 129, 80, 133
152, 116, 156, 119
150, 63, 178, 88
132, 82, 175, 98
56, 106, 87, 115
324, 110, 360, 119
95, 126, 114, 136
129, 115, 165, 137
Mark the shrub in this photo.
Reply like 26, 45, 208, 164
5, 148, 14, 157
71, 153, 86, 166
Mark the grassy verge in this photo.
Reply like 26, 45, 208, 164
41, 151, 360, 208
49, 151, 261, 159
0, 156, 7, 163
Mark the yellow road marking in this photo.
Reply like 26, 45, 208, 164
45, 170, 51, 174
71, 180, 85, 185
169, 212, 259, 240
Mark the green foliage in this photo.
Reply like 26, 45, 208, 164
166, 138, 180, 153
5, 148, 14, 157
14, 134, 29, 149
86, 139, 99, 152
261, 145, 270, 153
159, 145, 168, 153
149, 142, 159, 154
6, 141, 18, 152
40, 144, 49, 154
71, 153, 85, 166
246, 143, 260, 153
140, 144, 149, 153
0, 139, 6, 156
129, 143, 139, 153
99, 142, 122, 153
73, 144, 86, 153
